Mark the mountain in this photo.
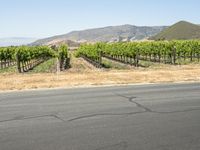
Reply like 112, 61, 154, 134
0, 37, 38, 47
39, 39, 80, 48
31, 25, 167, 46
150, 21, 200, 40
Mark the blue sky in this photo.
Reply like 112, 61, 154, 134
0, 0, 200, 38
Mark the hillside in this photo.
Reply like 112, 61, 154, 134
31, 25, 167, 46
150, 21, 200, 40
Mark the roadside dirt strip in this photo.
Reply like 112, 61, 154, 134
0, 64, 200, 91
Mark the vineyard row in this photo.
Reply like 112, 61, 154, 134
76, 40, 200, 67
0, 44, 70, 72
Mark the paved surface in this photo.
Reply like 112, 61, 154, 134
0, 83, 200, 150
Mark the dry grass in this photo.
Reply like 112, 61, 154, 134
0, 64, 200, 91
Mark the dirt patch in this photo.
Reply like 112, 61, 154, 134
68, 55, 99, 72
0, 64, 200, 91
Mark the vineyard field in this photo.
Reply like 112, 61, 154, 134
76, 40, 200, 68
0, 44, 70, 73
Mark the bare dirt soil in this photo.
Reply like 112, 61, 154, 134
0, 58, 200, 91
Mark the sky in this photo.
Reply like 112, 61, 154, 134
0, 0, 200, 38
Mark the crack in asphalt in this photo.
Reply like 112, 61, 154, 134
68, 111, 146, 122
95, 141, 128, 150
68, 93, 200, 122
1, 93, 200, 123
68, 94, 147, 122
0, 114, 65, 123
116, 94, 200, 114
152, 108, 200, 114
115, 94, 153, 112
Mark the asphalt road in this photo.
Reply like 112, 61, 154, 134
0, 83, 200, 150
